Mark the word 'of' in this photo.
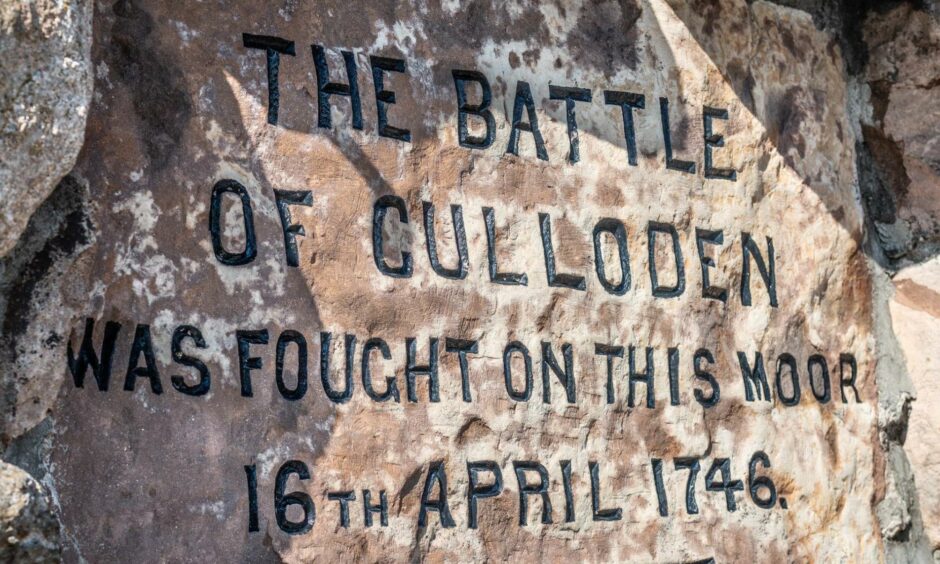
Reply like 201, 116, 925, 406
210, 181, 778, 307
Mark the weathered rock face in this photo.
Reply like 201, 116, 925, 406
862, 2, 940, 558
0, 0, 93, 258
48, 0, 884, 560
862, 3, 940, 265
0, 1, 93, 560
1, 0, 938, 562
891, 259, 940, 555
0, 461, 59, 563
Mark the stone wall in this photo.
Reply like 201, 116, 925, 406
0, 0, 938, 562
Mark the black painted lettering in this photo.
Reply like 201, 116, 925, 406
651, 458, 668, 517
704, 458, 743, 512
237, 329, 269, 398
595, 343, 624, 404
327, 491, 355, 528
210, 179, 257, 266
372, 195, 413, 278
245, 464, 259, 532
589, 461, 622, 521
319, 332, 355, 404
451, 70, 495, 149
839, 353, 860, 403
741, 232, 778, 307
483, 207, 528, 286
539, 213, 586, 290
67, 317, 121, 391
560, 460, 575, 523
775, 352, 800, 406
275, 329, 307, 401
274, 189, 312, 268
406, 337, 440, 402
628, 346, 655, 408
549, 85, 592, 163
506, 81, 547, 161
171, 325, 210, 396
693, 348, 720, 408
593, 218, 631, 295
124, 324, 162, 394
274, 460, 315, 534
363, 490, 389, 527
241, 34, 295, 125
748, 451, 778, 509
467, 460, 503, 529
808, 354, 831, 403
361, 337, 400, 402
503, 341, 533, 402
603, 90, 645, 166
512, 461, 553, 525
703, 106, 736, 181
541, 342, 576, 404
418, 461, 455, 528
695, 228, 727, 302
668, 347, 680, 406
423, 202, 469, 280
738, 351, 771, 402
648, 222, 685, 298
674, 458, 701, 515
312, 45, 362, 130
370, 56, 411, 142
445, 338, 478, 403
659, 97, 695, 173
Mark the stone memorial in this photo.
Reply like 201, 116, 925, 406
1, 0, 939, 562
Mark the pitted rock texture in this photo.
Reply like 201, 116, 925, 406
0, 0, 938, 562
37, 0, 899, 561
891, 259, 940, 555
862, 3, 940, 266
0, 175, 93, 448
0, 177, 90, 564
0, 461, 60, 563
0, 0, 93, 258
861, 2, 940, 557
0, 1, 93, 559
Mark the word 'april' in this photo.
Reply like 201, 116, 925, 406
242, 34, 736, 175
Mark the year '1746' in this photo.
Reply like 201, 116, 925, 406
245, 452, 786, 534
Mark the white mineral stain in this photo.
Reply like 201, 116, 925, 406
172, 20, 200, 42
190, 501, 226, 521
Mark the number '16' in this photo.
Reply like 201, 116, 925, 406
245, 461, 316, 534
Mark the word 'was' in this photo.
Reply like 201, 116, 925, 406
67, 318, 863, 407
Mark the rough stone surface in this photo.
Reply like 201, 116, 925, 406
861, 4, 940, 267
47, 0, 885, 561
861, 2, 940, 559
0, 0, 93, 559
0, 0, 937, 562
892, 259, 940, 555
0, 0, 94, 258
0, 175, 93, 447
0, 461, 60, 562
